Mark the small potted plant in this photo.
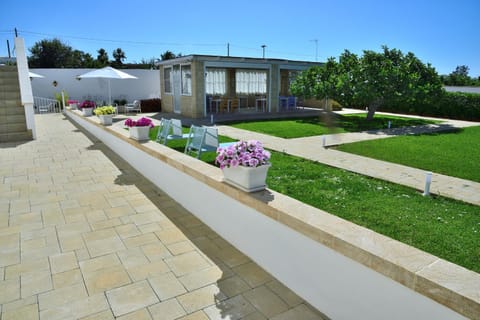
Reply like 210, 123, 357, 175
67, 99, 79, 110
94, 106, 116, 125
215, 140, 271, 192
124, 117, 154, 141
79, 100, 95, 117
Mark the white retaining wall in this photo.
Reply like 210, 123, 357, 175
66, 111, 467, 320
30, 68, 160, 104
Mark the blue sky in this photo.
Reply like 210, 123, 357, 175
2, 0, 479, 76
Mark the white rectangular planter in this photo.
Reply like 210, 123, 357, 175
129, 126, 150, 141
222, 164, 271, 192
82, 107, 93, 117
98, 114, 113, 126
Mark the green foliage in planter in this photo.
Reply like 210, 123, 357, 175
94, 106, 116, 115
54, 90, 69, 107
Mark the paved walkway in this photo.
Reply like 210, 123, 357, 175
0, 114, 325, 320
218, 116, 480, 206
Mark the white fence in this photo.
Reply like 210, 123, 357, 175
33, 96, 60, 113
30, 68, 160, 105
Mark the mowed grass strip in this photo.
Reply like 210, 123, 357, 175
267, 151, 480, 273
336, 126, 480, 182
229, 113, 438, 139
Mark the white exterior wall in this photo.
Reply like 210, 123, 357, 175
30, 68, 160, 104
66, 111, 467, 320
15, 38, 36, 139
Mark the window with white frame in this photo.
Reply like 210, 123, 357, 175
181, 65, 192, 95
205, 68, 226, 95
164, 67, 172, 94
235, 70, 267, 94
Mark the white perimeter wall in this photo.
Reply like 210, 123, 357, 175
30, 68, 160, 103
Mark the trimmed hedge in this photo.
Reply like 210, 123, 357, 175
140, 98, 161, 113
376, 91, 480, 121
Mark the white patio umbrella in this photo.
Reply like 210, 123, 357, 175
29, 71, 44, 78
77, 66, 138, 105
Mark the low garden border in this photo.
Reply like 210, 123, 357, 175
65, 109, 479, 320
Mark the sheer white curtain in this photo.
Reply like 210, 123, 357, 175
235, 70, 267, 94
181, 65, 191, 95
206, 68, 226, 95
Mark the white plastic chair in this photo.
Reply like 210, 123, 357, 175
184, 125, 207, 159
125, 100, 141, 114
156, 118, 171, 144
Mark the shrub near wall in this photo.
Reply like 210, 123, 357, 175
140, 98, 161, 112
377, 92, 480, 121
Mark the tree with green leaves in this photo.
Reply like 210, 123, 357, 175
29, 38, 75, 68
111, 48, 126, 68
96, 48, 109, 67
291, 46, 443, 120
161, 50, 182, 60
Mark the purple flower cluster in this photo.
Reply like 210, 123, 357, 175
124, 117, 154, 128
215, 140, 271, 169
79, 100, 95, 109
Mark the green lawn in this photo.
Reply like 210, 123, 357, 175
336, 126, 480, 182
149, 124, 480, 273
267, 151, 480, 273
229, 113, 439, 139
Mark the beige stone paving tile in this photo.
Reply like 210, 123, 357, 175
70, 292, 110, 319
90, 218, 123, 231
8, 199, 30, 215
178, 266, 223, 292
217, 275, 251, 298
21, 269, 52, 298
242, 285, 289, 318
1, 295, 37, 313
148, 272, 187, 301
130, 211, 164, 226
0, 266, 4, 280
270, 303, 326, 320
127, 260, 170, 281
165, 251, 211, 277
116, 308, 152, 320
137, 222, 162, 234
63, 211, 87, 224
148, 298, 186, 320
167, 241, 195, 256
1, 302, 39, 320
123, 233, 158, 248
58, 234, 86, 252
141, 242, 172, 262
9, 212, 42, 226
117, 247, 150, 269
83, 227, 126, 257
155, 228, 188, 245
0, 278, 20, 304
214, 246, 250, 268
266, 280, 303, 308
75, 248, 91, 261
41, 210, 66, 226
106, 280, 159, 317
232, 262, 272, 288
0, 213, 8, 228
104, 205, 136, 219
83, 264, 131, 295
60, 200, 81, 210
21, 242, 60, 262
177, 310, 209, 320
241, 311, 268, 320
79, 309, 114, 320
49, 251, 78, 274
177, 284, 227, 314
21, 237, 46, 251
107, 196, 129, 208
0, 233, 20, 267
38, 282, 87, 310
85, 209, 108, 223
79, 253, 121, 273
56, 221, 91, 239
115, 224, 141, 239
52, 268, 83, 289
5, 257, 49, 279
203, 294, 256, 320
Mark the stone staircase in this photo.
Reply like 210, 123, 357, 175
0, 66, 33, 142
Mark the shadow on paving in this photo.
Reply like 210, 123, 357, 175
72, 120, 327, 319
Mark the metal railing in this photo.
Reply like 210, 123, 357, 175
33, 96, 60, 114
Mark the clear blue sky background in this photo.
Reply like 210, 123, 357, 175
2, 0, 479, 77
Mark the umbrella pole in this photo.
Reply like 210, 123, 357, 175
108, 80, 112, 106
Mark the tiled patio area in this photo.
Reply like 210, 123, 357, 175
0, 114, 326, 320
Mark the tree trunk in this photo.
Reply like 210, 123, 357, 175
366, 99, 382, 121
